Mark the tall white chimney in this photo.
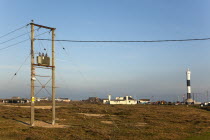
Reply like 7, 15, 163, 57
126, 96, 128, 104
108, 95, 111, 101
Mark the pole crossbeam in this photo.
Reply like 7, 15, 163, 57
33, 64, 55, 68
30, 23, 56, 30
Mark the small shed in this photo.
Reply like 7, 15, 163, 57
138, 99, 150, 104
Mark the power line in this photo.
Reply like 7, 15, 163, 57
55, 40, 103, 97
36, 37, 210, 43
0, 28, 40, 45
0, 24, 29, 39
0, 31, 50, 51
0, 38, 30, 51
0, 31, 30, 45
11, 54, 30, 80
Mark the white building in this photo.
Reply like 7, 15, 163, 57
55, 98, 71, 102
138, 99, 150, 104
36, 97, 49, 102
103, 95, 137, 105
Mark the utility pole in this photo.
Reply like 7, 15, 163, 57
30, 20, 56, 126
52, 29, 56, 125
195, 93, 197, 102
30, 20, 35, 126
207, 90, 208, 103
183, 94, 185, 102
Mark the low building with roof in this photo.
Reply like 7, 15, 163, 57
82, 97, 102, 104
2, 98, 29, 103
138, 99, 150, 104
36, 97, 49, 102
103, 95, 137, 105
55, 98, 71, 102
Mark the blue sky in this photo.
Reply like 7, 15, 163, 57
0, 0, 210, 100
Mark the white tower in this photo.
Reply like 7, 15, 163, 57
186, 68, 193, 103
108, 95, 111, 101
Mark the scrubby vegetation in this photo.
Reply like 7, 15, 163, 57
0, 102, 210, 140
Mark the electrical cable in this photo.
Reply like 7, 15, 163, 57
56, 40, 99, 96
0, 31, 30, 45
11, 54, 30, 80
0, 30, 50, 51
0, 28, 40, 45
0, 24, 29, 39
0, 38, 30, 51
36, 37, 210, 43
57, 41, 69, 55
35, 29, 48, 53
25, 26, 31, 40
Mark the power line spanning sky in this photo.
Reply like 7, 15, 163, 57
0, 0, 210, 100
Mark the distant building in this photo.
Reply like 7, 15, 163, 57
55, 98, 71, 102
83, 97, 102, 103
2, 98, 29, 103
36, 97, 49, 102
11, 96, 21, 99
155, 100, 167, 105
138, 99, 150, 104
103, 95, 137, 105
0, 99, 3, 103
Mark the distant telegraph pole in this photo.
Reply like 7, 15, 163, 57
52, 28, 56, 125
30, 20, 56, 126
183, 94, 185, 102
30, 20, 35, 126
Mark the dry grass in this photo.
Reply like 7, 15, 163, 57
3, 105, 61, 109
0, 103, 210, 140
